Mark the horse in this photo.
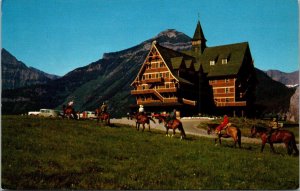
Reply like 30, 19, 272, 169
95, 108, 110, 126
207, 123, 241, 148
131, 113, 156, 132
155, 114, 186, 139
62, 105, 78, 119
251, 125, 299, 155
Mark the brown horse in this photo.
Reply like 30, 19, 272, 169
155, 115, 186, 139
62, 105, 78, 119
95, 109, 110, 126
251, 125, 299, 155
207, 123, 241, 148
131, 113, 156, 132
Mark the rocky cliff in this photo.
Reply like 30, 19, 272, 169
287, 87, 299, 122
265, 70, 299, 87
1, 49, 60, 89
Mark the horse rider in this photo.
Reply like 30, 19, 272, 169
138, 105, 145, 114
100, 102, 108, 114
215, 115, 229, 135
267, 117, 281, 142
166, 109, 177, 127
67, 100, 74, 109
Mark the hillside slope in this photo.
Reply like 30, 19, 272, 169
1, 49, 60, 89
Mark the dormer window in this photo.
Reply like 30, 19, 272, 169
222, 59, 228, 64
210, 60, 215, 66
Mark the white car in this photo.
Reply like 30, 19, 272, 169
28, 109, 59, 117
28, 111, 40, 116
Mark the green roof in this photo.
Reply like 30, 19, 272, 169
155, 43, 195, 85
183, 42, 249, 77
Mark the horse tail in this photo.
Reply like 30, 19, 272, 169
289, 133, 299, 155
237, 128, 242, 148
178, 122, 186, 138
149, 117, 156, 124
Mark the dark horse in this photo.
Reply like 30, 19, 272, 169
251, 125, 299, 155
62, 105, 78, 119
95, 108, 110, 126
207, 123, 241, 148
131, 113, 156, 132
155, 114, 186, 139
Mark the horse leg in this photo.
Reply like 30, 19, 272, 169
292, 141, 299, 155
172, 129, 176, 138
142, 124, 145, 132
269, 142, 277, 154
286, 142, 292, 155
166, 128, 169, 137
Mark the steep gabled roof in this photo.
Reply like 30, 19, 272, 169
185, 42, 249, 77
155, 43, 196, 85
131, 42, 195, 86
192, 20, 206, 42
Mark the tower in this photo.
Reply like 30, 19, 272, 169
191, 20, 207, 54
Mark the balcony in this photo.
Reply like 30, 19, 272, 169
141, 77, 164, 84
215, 101, 247, 107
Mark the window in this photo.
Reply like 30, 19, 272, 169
225, 78, 229, 83
226, 98, 230, 102
166, 72, 169, 78
156, 73, 159, 78
166, 83, 170, 88
222, 59, 228, 64
160, 73, 163, 77
225, 88, 229, 93
210, 60, 215, 66
160, 63, 164, 68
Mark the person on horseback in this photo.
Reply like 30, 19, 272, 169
67, 100, 74, 109
166, 109, 176, 127
100, 102, 108, 114
215, 115, 229, 135
267, 117, 281, 142
138, 105, 144, 114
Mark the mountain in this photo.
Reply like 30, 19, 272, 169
1, 30, 296, 118
2, 29, 191, 116
1, 48, 60, 90
265, 70, 299, 87
255, 69, 296, 114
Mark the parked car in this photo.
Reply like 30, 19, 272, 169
28, 111, 40, 116
39, 109, 59, 117
79, 111, 97, 119
28, 109, 59, 117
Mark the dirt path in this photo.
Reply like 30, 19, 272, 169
111, 118, 265, 145
110, 117, 300, 150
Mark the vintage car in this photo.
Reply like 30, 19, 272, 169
28, 109, 59, 117
79, 111, 97, 119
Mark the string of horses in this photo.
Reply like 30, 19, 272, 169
61, 106, 298, 156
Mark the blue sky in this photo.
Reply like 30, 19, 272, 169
2, 0, 299, 76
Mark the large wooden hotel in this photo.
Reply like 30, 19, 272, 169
131, 20, 257, 117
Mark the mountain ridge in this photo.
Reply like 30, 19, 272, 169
1, 48, 60, 90
1, 29, 297, 118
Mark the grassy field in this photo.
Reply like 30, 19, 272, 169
2, 115, 299, 190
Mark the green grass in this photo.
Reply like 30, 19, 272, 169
2, 116, 299, 190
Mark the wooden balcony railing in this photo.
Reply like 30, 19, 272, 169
215, 101, 246, 107
141, 77, 163, 84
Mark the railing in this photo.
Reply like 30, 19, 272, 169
141, 77, 163, 84
215, 101, 246, 107
182, 98, 197, 106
